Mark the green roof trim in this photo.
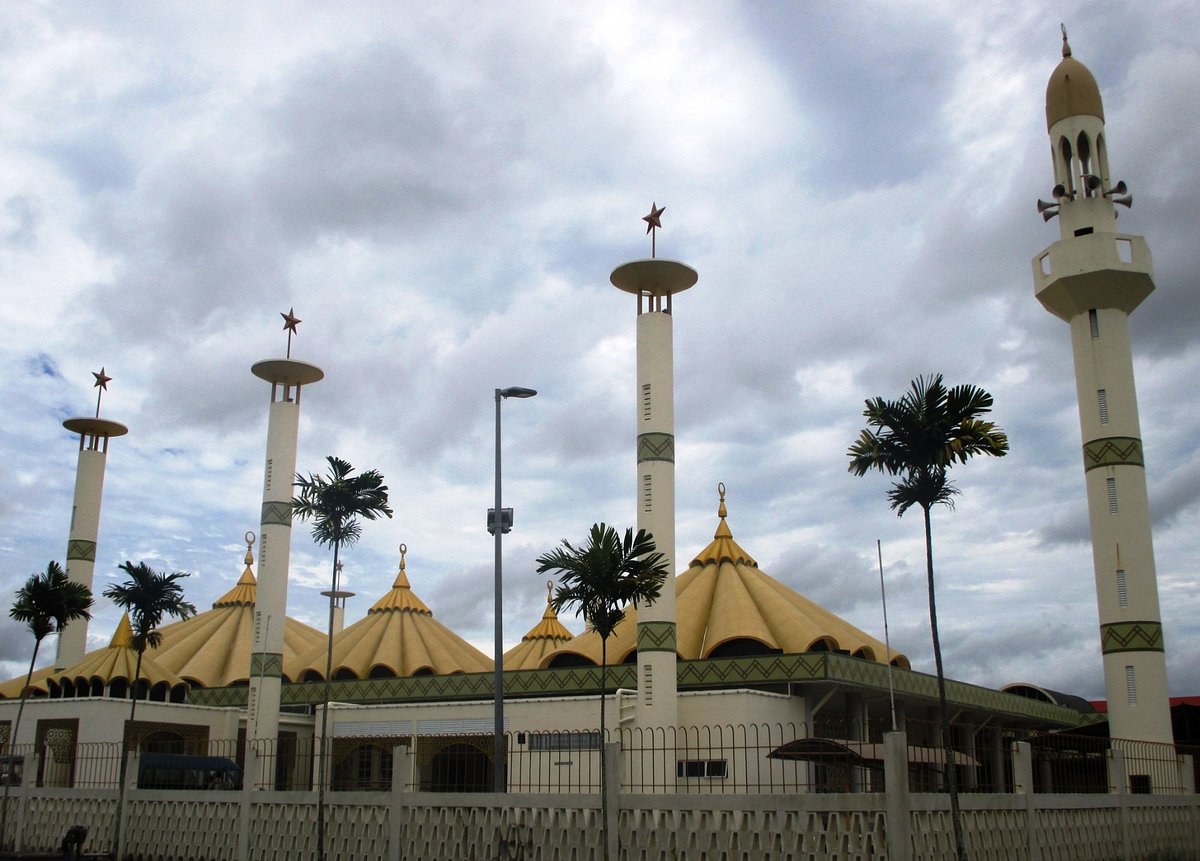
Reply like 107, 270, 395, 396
186, 651, 1087, 727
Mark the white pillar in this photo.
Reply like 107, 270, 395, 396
246, 359, 322, 788
611, 259, 697, 733
56, 417, 127, 670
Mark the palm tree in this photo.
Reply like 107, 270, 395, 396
536, 523, 668, 861
103, 561, 197, 724
292, 455, 392, 861
103, 560, 195, 859
847, 373, 1008, 861
3, 562, 92, 849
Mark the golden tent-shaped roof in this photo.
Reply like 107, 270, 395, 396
46, 613, 188, 700
503, 582, 575, 670
285, 546, 493, 680
127, 537, 324, 688
540, 487, 909, 669
0, 665, 54, 699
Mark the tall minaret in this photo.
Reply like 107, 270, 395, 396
245, 309, 323, 787
1033, 31, 1173, 747
610, 204, 696, 730
56, 369, 127, 670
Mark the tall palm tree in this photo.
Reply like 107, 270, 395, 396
3, 562, 92, 849
293, 455, 392, 861
847, 373, 1008, 861
103, 560, 195, 859
103, 561, 196, 725
536, 523, 668, 861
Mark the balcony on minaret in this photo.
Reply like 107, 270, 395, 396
1033, 232, 1154, 321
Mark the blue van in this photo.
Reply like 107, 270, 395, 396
137, 753, 243, 790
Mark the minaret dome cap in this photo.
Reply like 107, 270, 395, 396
1046, 29, 1104, 129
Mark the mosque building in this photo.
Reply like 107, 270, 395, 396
0, 34, 1173, 795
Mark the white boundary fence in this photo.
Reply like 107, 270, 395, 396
1, 732, 1198, 860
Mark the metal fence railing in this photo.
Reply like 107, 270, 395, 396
0, 721, 1194, 797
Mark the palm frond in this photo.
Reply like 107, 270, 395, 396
104, 561, 196, 655
293, 455, 393, 551
10, 561, 94, 643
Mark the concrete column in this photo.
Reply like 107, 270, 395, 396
246, 359, 322, 790
610, 258, 697, 737
883, 731, 911, 861
56, 418, 127, 669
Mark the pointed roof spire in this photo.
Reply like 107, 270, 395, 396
504, 581, 574, 669
369, 544, 433, 615
110, 612, 134, 648
1061, 23, 1072, 58
692, 483, 756, 567
214, 531, 258, 607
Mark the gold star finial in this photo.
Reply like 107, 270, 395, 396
642, 202, 665, 257
92, 367, 112, 417
281, 308, 301, 358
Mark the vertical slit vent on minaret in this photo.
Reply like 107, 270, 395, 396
641, 384, 651, 422
642, 663, 653, 707
1089, 309, 1100, 339
265, 458, 274, 491
642, 474, 652, 513
1125, 665, 1137, 705
1116, 569, 1128, 608
1098, 389, 1109, 424
1107, 478, 1118, 514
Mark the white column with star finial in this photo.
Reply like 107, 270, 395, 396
610, 204, 696, 733
55, 369, 128, 670
1033, 32, 1172, 754
245, 309, 323, 789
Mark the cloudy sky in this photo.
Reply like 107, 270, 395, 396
0, 2, 1197, 704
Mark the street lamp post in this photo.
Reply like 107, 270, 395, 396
488, 386, 537, 793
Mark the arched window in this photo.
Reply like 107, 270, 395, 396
1077, 132, 1093, 194
1059, 137, 1075, 197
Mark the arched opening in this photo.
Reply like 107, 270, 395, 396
546, 653, 596, 669
852, 647, 876, 661
806, 637, 839, 653
90, 678, 104, 697
1077, 131, 1093, 193
333, 668, 357, 681
109, 679, 129, 699
368, 665, 397, 679
411, 667, 434, 677
1058, 137, 1075, 197
707, 638, 779, 660
332, 741, 394, 791
427, 742, 492, 793
301, 670, 323, 683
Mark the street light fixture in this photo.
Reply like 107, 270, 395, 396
489, 386, 537, 793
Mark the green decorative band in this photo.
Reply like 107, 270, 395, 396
186, 652, 1083, 725
1100, 621, 1164, 654
250, 652, 284, 678
637, 432, 675, 464
1083, 437, 1144, 472
636, 621, 677, 653
66, 540, 96, 562
260, 501, 293, 527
